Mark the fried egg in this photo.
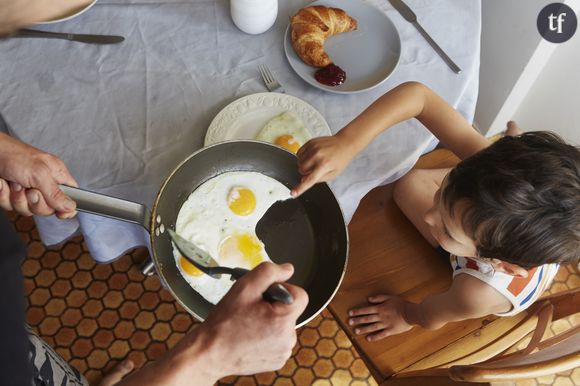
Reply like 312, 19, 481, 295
256, 112, 312, 154
173, 171, 292, 304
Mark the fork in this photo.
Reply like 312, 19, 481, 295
259, 64, 285, 93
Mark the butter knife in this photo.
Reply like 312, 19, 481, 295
12, 29, 124, 45
388, 0, 461, 73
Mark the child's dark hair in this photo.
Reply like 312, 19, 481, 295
442, 131, 580, 269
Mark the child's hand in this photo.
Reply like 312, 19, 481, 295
348, 294, 413, 342
292, 135, 357, 197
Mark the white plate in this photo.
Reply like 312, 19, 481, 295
204, 92, 331, 146
36, 0, 98, 24
284, 0, 401, 94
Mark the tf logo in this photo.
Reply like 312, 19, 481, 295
537, 3, 577, 43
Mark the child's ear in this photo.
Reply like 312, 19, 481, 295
496, 262, 529, 278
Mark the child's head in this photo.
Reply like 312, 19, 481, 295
441, 131, 580, 269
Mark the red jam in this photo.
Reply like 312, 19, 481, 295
315, 64, 346, 86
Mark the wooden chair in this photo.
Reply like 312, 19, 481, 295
388, 288, 580, 384
327, 149, 580, 385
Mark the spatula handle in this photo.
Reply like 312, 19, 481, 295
263, 283, 294, 305
230, 268, 294, 304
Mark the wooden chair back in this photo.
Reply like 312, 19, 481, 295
394, 287, 580, 383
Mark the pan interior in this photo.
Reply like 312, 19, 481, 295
151, 141, 348, 326
256, 198, 316, 288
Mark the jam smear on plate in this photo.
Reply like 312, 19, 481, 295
315, 64, 346, 86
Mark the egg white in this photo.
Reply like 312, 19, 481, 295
173, 171, 292, 304
256, 112, 312, 149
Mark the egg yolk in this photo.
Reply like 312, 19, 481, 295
227, 186, 256, 216
179, 255, 204, 276
218, 234, 264, 269
275, 135, 301, 154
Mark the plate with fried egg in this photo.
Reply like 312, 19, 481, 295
205, 92, 331, 155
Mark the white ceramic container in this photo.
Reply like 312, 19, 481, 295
231, 0, 278, 35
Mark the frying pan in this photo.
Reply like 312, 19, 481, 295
62, 140, 348, 327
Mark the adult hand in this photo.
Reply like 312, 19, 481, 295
291, 135, 357, 197
104, 262, 307, 386
348, 294, 413, 342
194, 262, 308, 378
0, 133, 78, 218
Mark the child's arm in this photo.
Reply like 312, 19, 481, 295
348, 274, 512, 341
292, 81, 490, 196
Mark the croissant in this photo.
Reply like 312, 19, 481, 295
290, 6, 358, 68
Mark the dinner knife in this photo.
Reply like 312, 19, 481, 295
388, 0, 461, 73
12, 29, 124, 45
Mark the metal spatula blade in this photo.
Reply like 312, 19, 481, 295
168, 229, 219, 268
168, 229, 294, 304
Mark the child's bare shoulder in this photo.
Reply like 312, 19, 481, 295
451, 273, 512, 315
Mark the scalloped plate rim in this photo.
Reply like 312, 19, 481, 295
204, 92, 331, 147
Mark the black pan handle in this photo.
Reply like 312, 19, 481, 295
263, 283, 294, 305
229, 267, 294, 305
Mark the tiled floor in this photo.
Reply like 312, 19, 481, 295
13, 212, 377, 386
11, 211, 579, 386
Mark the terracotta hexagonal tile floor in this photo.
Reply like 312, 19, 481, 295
11, 212, 378, 386
9, 212, 580, 386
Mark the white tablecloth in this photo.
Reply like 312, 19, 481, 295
0, 0, 481, 263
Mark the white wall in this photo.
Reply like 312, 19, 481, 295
474, 0, 550, 135
512, 34, 580, 145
